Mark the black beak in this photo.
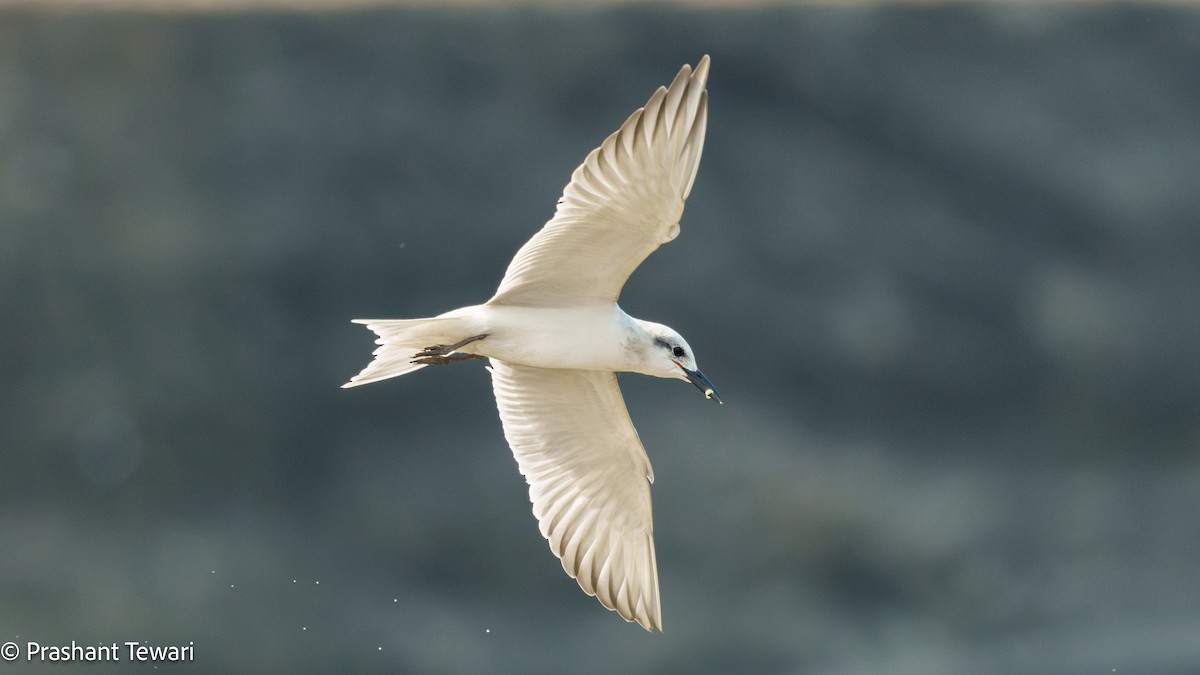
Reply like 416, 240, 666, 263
682, 366, 723, 404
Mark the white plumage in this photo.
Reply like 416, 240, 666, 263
489, 362, 660, 627
492, 56, 709, 306
345, 56, 719, 632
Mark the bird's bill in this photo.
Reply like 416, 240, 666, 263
676, 362, 722, 404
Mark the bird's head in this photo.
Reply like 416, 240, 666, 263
635, 321, 722, 404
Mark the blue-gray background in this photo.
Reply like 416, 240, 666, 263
2, 4, 1199, 674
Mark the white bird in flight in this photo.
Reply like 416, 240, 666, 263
344, 56, 719, 632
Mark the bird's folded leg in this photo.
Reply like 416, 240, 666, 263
410, 353, 486, 366
411, 334, 489, 365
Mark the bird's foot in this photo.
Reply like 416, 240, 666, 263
411, 334, 489, 365
411, 353, 486, 366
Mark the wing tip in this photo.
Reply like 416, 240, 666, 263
692, 54, 711, 86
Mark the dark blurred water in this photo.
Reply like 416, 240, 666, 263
2, 4, 1199, 674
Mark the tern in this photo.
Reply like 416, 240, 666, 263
344, 56, 719, 631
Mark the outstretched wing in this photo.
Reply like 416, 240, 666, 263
489, 56, 710, 307
488, 360, 662, 631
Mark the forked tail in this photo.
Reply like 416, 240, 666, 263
342, 316, 469, 388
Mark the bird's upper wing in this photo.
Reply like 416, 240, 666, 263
489, 56, 710, 307
488, 359, 661, 631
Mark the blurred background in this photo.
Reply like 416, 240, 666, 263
2, 2, 1199, 673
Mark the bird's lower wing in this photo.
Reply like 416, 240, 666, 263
488, 360, 662, 631
489, 56, 709, 307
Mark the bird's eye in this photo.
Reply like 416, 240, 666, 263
672, 346, 686, 358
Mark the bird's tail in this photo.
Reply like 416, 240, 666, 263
342, 316, 469, 388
